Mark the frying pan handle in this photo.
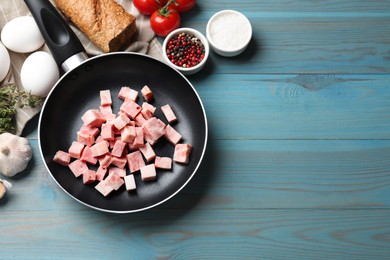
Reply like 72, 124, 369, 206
24, 0, 87, 71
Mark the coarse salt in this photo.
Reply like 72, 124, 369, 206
208, 11, 251, 51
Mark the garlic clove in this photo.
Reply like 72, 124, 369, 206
0, 133, 33, 177
0, 182, 5, 199
0, 179, 12, 199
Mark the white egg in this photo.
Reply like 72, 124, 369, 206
0, 42, 10, 82
21, 51, 59, 97
1, 16, 45, 53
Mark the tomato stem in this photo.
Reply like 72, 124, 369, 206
158, 0, 178, 17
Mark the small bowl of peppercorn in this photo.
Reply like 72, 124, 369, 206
162, 28, 209, 75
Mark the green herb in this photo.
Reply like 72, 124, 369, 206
0, 84, 44, 134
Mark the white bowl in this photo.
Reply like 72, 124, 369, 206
162, 28, 209, 75
206, 10, 252, 57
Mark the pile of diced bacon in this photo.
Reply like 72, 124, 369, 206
52, 85, 192, 197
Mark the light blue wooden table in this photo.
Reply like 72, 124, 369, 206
2, 0, 390, 259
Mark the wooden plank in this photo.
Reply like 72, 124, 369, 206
2, 139, 390, 211
191, 0, 390, 13
193, 74, 390, 139
178, 4, 390, 74
0, 209, 389, 259
167, 139, 390, 210
198, 15, 390, 74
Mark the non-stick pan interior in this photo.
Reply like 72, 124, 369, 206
39, 53, 207, 213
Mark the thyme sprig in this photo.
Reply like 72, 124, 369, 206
0, 84, 44, 134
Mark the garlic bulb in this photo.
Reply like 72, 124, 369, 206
0, 179, 12, 199
0, 133, 32, 177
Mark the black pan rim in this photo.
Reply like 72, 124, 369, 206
38, 52, 208, 213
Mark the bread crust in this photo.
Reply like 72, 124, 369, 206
54, 0, 136, 52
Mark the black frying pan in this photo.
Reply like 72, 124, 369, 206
25, 0, 208, 213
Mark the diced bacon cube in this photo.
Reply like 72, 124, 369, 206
118, 86, 138, 101
105, 113, 117, 122
120, 99, 141, 119
81, 109, 106, 127
95, 135, 105, 144
142, 102, 156, 114
53, 150, 71, 166
111, 140, 127, 157
105, 173, 125, 190
108, 166, 126, 178
112, 113, 131, 130
117, 110, 126, 117
77, 125, 99, 146
134, 126, 144, 144
118, 86, 129, 99
121, 144, 128, 155
161, 104, 177, 123
128, 143, 143, 152
83, 169, 96, 184
121, 125, 136, 143
77, 126, 100, 146
109, 136, 119, 149
128, 90, 139, 102
80, 125, 100, 137
139, 143, 156, 162
140, 164, 157, 181
77, 131, 95, 147
68, 159, 88, 178
129, 127, 144, 150
95, 180, 114, 197
141, 107, 153, 120
101, 123, 115, 140
142, 117, 166, 145
100, 90, 112, 106
141, 103, 156, 120
126, 150, 145, 173
100, 105, 113, 118
80, 146, 98, 165
98, 153, 112, 169
124, 174, 137, 191
110, 156, 127, 169
108, 140, 115, 149
68, 141, 85, 159
135, 113, 147, 126
113, 124, 122, 136
164, 124, 182, 145
155, 156, 172, 170
95, 166, 108, 181
90, 141, 109, 157
141, 85, 153, 102
173, 143, 192, 164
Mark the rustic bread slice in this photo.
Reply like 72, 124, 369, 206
54, 0, 136, 52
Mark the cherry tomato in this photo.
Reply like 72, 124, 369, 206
169, 0, 196, 12
150, 8, 181, 36
133, 0, 167, 15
